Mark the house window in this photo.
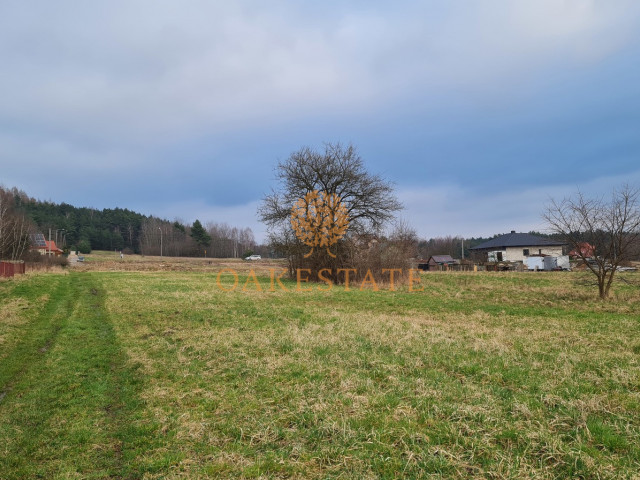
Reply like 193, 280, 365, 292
523, 249, 530, 256
538, 249, 542, 255
497, 252, 503, 261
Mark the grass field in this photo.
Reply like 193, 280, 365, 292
1, 255, 639, 479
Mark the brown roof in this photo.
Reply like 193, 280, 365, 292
32, 240, 64, 253
429, 255, 456, 264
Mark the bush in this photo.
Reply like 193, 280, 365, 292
21, 250, 44, 263
21, 250, 69, 268
49, 255, 69, 267
77, 240, 92, 254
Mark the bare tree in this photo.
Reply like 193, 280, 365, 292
417, 235, 463, 260
543, 184, 640, 299
0, 187, 32, 260
260, 143, 401, 235
381, 220, 418, 272
259, 142, 402, 281
139, 218, 163, 255
206, 222, 255, 258
139, 218, 196, 256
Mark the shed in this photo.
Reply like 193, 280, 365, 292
419, 255, 457, 271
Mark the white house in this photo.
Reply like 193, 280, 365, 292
469, 231, 566, 263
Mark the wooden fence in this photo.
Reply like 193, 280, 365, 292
0, 261, 26, 278
422, 263, 479, 272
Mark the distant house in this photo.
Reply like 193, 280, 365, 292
30, 234, 64, 256
418, 255, 457, 271
569, 242, 595, 259
469, 231, 566, 263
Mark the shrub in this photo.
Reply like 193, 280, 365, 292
21, 250, 69, 268
77, 240, 92, 254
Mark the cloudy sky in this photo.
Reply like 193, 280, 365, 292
2, 1, 639, 241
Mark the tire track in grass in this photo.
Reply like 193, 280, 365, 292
0, 275, 70, 402
0, 273, 151, 479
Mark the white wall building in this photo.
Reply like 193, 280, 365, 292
470, 231, 566, 263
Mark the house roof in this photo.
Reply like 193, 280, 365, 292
469, 231, 566, 250
45, 240, 63, 252
30, 233, 47, 247
31, 240, 64, 253
429, 255, 456, 264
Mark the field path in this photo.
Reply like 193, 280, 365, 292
0, 273, 148, 479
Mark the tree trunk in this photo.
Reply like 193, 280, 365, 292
598, 283, 607, 299
597, 272, 608, 299
603, 271, 616, 299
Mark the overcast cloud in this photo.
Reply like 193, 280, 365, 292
1, 1, 639, 241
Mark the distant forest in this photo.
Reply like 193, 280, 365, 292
8, 187, 259, 257
16, 194, 145, 253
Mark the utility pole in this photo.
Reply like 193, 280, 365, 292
158, 227, 163, 257
55, 229, 65, 246
48, 228, 51, 256
461, 238, 464, 260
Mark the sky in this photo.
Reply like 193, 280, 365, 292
1, 1, 640, 242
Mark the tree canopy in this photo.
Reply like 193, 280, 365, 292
259, 142, 403, 281
260, 143, 401, 236
190, 219, 211, 248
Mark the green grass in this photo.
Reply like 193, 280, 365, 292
1, 269, 639, 478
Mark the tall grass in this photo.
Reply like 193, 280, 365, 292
1, 268, 639, 478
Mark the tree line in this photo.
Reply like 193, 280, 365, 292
138, 218, 257, 258
1, 186, 261, 258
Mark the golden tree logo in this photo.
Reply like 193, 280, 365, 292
290, 190, 349, 257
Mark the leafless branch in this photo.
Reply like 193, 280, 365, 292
543, 184, 640, 299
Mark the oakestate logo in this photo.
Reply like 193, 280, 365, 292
290, 190, 349, 257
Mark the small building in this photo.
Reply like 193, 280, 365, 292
469, 231, 566, 263
30, 234, 64, 256
418, 255, 457, 271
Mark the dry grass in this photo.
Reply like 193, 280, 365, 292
73, 250, 286, 275
3, 254, 640, 478
94, 265, 640, 478
0, 297, 32, 354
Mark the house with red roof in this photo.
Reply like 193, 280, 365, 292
30, 234, 64, 256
